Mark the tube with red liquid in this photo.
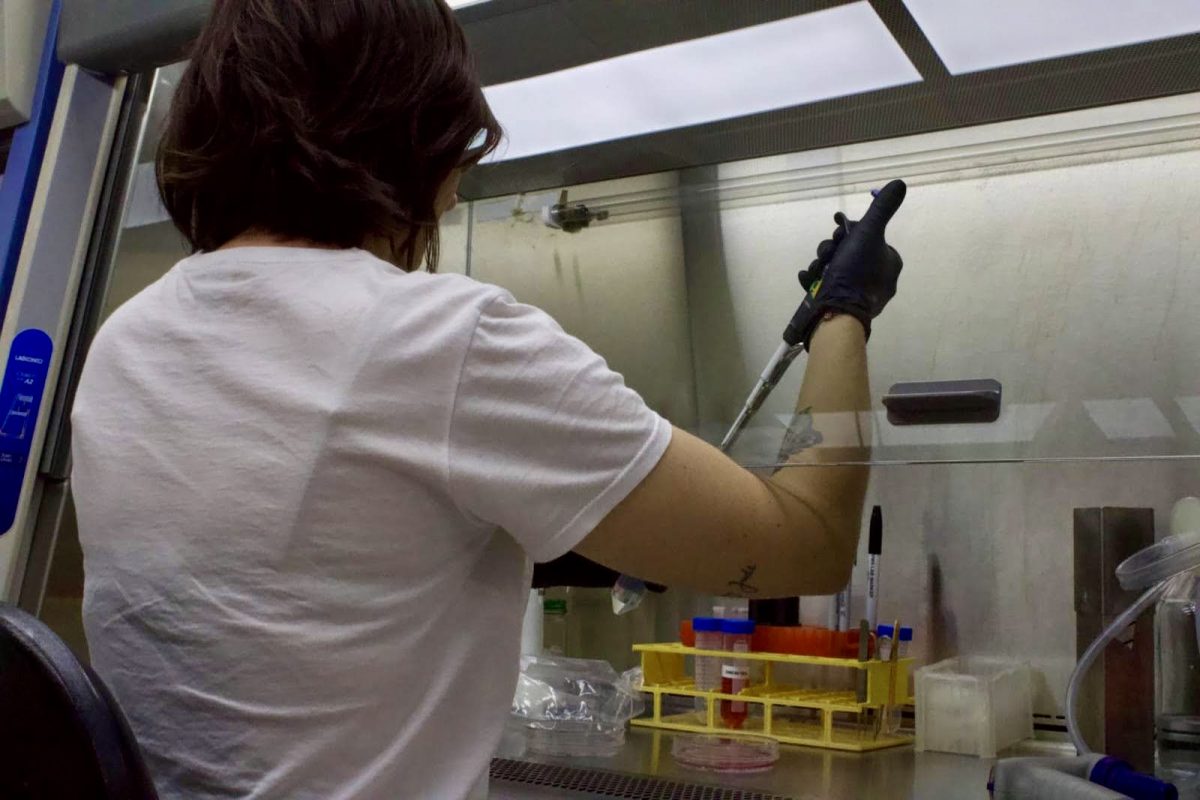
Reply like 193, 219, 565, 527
720, 619, 755, 729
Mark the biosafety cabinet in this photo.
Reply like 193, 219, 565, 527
4, 1, 1200, 796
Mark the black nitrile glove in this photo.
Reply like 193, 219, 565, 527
793, 179, 907, 347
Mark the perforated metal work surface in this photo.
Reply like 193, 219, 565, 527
489, 759, 798, 800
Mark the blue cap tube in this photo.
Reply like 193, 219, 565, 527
1090, 756, 1178, 800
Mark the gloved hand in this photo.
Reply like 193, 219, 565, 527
794, 179, 907, 346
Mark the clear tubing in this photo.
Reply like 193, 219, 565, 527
1065, 579, 1171, 754
1067, 521, 1200, 756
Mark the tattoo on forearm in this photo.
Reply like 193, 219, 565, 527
728, 564, 760, 596
776, 406, 823, 463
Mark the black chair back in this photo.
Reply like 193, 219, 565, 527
0, 603, 158, 799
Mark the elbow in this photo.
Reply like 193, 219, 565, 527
805, 559, 853, 596
827, 558, 855, 594
828, 517, 860, 587
798, 519, 858, 595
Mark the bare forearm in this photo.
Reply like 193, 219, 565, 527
790, 315, 871, 461
769, 315, 871, 563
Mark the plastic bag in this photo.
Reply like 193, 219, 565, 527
512, 655, 644, 726
511, 655, 645, 757
611, 574, 647, 615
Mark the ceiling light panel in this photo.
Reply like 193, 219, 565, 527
903, 0, 1200, 75
483, 2, 921, 162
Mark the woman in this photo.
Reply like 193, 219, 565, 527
70, 1, 906, 798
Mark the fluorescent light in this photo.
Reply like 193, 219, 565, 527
445, 0, 489, 7
903, 0, 1200, 75
483, 3, 920, 162
1083, 399, 1174, 440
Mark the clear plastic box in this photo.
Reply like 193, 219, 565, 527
915, 657, 1033, 758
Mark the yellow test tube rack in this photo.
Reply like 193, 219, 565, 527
632, 642, 914, 752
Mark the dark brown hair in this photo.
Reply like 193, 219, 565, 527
157, 0, 502, 269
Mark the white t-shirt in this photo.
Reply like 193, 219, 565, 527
70, 247, 671, 800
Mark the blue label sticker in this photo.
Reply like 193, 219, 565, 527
0, 329, 52, 535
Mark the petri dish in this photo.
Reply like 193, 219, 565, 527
671, 733, 779, 773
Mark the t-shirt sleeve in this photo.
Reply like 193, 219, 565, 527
448, 292, 672, 563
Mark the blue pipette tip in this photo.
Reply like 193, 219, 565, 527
870, 188, 881, 197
